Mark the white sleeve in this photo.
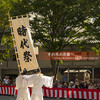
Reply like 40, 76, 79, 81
24, 74, 36, 87
42, 75, 53, 88
15, 77, 19, 90
22, 76, 28, 88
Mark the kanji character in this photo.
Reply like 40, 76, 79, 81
17, 25, 27, 36
20, 39, 29, 49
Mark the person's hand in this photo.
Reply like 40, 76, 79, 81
18, 73, 21, 76
52, 76, 54, 79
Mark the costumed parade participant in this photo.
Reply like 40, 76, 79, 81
29, 68, 54, 100
16, 68, 32, 100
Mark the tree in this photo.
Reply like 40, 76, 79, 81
0, 0, 32, 61
84, 0, 100, 54
10, 0, 100, 79
0, 0, 17, 61
0, 0, 10, 43
28, 0, 100, 79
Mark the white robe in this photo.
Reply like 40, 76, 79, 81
16, 75, 33, 100
29, 74, 53, 100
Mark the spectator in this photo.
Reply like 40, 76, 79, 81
7, 80, 11, 86
79, 81, 84, 88
3, 76, 9, 85
97, 83, 100, 89
75, 79, 79, 84
75, 81, 80, 89
62, 73, 67, 83
88, 83, 94, 89
93, 83, 97, 89
83, 81, 88, 89
12, 79, 16, 86
62, 82, 68, 88
84, 72, 90, 84
53, 81, 57, 87
57, 82, 62, 88
1, 80, 5, 85
68, 81, 75, 88
94, 78, 99, 84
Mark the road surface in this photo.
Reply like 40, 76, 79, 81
0, 95, 72, 100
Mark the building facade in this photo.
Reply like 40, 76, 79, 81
0, 44, 100, 82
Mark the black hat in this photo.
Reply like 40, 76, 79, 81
34, 68, 41, 73
22, 68, 27, 75
37, 68, 41, 72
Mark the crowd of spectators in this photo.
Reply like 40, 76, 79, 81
53, 78, 100, 89
53, 74, 100, 89
0, 76, 16, 86
0, 75, 100, 90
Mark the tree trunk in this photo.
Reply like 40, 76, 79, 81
51, 60, 60, 80
0, 31, 4, 44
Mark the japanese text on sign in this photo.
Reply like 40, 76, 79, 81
17, 25, 32, 62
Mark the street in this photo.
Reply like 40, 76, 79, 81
0, 95, 70, 100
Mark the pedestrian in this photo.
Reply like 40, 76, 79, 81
29, 68, 54, 100
16, 68, 32, 100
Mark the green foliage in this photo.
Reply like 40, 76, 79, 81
0, 0, 9, 30
83, 0, 100, 53
28, 0, 100, 77
0, 0, 17, 30
10, 0, 100, 76
10, 0, 32, 16
29, 0, 99, 52
0, 0, 16, 61
9, 0, 100, 53
92, 45, 100, 55
0, 35, 13, 61
0, 0, 100, 77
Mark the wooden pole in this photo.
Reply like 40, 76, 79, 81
67, 67, 69, 82
8, 12, 21, 73
92, 67, 94, 83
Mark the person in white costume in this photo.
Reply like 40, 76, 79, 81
30, 69, 54, 100
16, 69, 34, 100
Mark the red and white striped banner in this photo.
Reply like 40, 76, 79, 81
0, 86, 17, 95
0, 86, 100, 100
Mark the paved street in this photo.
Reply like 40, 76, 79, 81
0, 95, 70, 100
